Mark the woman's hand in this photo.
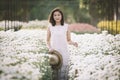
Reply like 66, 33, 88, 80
73, 42, 78, 47
48, 48, 55, 53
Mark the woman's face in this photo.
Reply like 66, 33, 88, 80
53, 11, 62, 23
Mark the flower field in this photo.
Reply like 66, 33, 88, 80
0, 29, 120, 80
0, 30, 52, 80
68, 31, 120, 80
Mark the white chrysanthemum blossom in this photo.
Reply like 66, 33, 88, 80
0, 28, 120, 80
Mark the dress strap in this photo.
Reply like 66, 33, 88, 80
64, 23, 69, 31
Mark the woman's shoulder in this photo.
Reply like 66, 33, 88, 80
63, 23, 69, 31
64, 23, 69, 26
48, 23, 52, 27
64, 23, 69, 29
48, 23, 53, 29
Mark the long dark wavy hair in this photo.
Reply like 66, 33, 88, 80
48, 8, 64, 26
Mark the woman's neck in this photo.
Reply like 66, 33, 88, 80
56, 22, 61, 26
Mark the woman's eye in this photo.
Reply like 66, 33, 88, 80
54, 14, 60, 17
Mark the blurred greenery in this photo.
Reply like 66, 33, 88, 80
0, 0, 120, 26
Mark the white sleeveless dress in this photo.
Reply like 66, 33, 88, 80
49, 24, 69, 80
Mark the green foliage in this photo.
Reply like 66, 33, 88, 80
41, 57, 53, 80
0, 28, 4, 31
1, 0, 118, 26
29, 0, 80, 21
14, 25, 22, 31
76, 8, 91, 23
0, 0, 91, 23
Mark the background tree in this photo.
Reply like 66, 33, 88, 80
81, 0, 120, 25
0, 0, 119, 25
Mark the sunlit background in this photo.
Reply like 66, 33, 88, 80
0, 0, 120, 34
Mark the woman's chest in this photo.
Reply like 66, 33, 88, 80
50, 27, 67, 36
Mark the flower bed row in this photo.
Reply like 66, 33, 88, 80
0, 20, 49, 31
0, 30, 52, 80
68, 31, 120, 80
0, 29, 120, 80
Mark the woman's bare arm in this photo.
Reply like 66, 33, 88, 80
67, 26, 78, 47
46, 27, 52, 50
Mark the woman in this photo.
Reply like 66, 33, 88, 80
46, 8, 78, 80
